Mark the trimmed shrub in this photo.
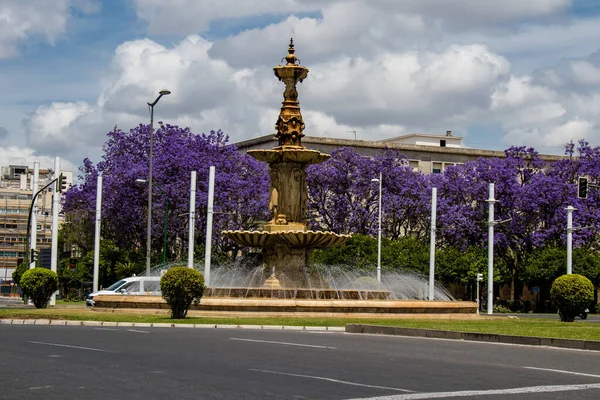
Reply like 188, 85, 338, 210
160, 267, 205, 319
12, 262, 29, 286
20, 268, 59, 309
550, 274, 594, 322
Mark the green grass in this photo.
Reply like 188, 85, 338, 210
1, 307, 599, 341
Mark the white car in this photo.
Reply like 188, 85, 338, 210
86, 276, 161, 306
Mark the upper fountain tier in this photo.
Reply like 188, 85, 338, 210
224, 39, 350, 258
247, 38, 330, 166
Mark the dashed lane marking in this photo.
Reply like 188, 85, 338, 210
29, 341, 112, 353
345, 383, 600, 400
250, 369, 413, 393
524, 366, 600, 379
230, 337, 337, 349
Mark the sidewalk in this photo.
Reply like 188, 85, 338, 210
0, 318, 344, 331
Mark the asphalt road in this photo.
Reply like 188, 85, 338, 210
1, 325, 599, 400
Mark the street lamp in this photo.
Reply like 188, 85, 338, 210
137, 179, 169, 267
371, 172, 382, 283
144, 89, 171, 275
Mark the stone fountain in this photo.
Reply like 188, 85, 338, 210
93, 40, 477, 316
222, 39, 351, 289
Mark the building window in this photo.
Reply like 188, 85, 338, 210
440, 140, 446, 147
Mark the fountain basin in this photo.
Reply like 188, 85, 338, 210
205, 287, 391, 300
93, 295, 478, 315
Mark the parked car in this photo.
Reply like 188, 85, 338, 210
86, 276, 161, 306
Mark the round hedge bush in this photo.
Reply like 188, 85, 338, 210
550, 274, 594, 322
20, 268, 59, 309
160, 267, 205, 319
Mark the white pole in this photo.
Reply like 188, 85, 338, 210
204, 166, 215, 286
30, 163, 39, 269
566, 205, 575, 275
476, 277, 480, 315
93, 174, 102, 292
428, 187, 437, 300
487, 182, 495, 315
376, 172, 382, 283
50, 157, 60, 306
188, 171, 197, 268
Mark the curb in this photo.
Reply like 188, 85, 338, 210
345, 324, 600, 351
0, 319, 344, 332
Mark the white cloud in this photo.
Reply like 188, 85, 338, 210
22, 34, 514, 158
0, 146, 78, 172
12, 0, 600, 169
570, 60, 600, 85
0, 0, 100, 58
504, 119, 593, 148
132, 0, 325, 35
133, 0, 570, 36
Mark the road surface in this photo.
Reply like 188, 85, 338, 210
1, 324, 599, 399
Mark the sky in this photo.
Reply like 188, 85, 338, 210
2, 0, 600, 173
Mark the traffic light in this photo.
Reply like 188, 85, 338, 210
57, 173, 68, 193
578, 177, 588, 199
476, 273, 483, 282
30, 248, 39, 263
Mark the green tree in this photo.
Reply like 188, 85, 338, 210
312, 234, 377, 269
436, 245, 487, 285
381, 236, 429, 274
523, 246, 565, 285
573, 247, 600, 286
12, 262, 29, 286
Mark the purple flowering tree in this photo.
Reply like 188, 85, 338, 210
307, 147, 429, 239
62, 124, 269, 273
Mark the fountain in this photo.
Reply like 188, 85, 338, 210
94, 40, 477, 316
221, 38, 352, 291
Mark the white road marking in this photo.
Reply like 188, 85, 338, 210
345, 383, 600, 400
230, 337, 337, 349
127, 329, 150, 334
29, 386, 53, 390
250, 369, 413, 392
94, 328, 118, 331
524, 366, 600, 379
29, 341, 112, 353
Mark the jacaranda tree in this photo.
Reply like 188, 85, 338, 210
62, 124, 269, 288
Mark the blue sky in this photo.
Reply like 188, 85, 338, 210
2, 0, 600, 171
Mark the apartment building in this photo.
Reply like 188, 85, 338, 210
235, 131, 564, 174
0, 165, 72, 285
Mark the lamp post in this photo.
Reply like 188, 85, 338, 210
144, 89, 171, 275
137, 179, 169, 267
371, 172, 382, 283
566, 205, 575, 275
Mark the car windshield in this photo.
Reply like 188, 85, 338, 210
105, 280, 127, 291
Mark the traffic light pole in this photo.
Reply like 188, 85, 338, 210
24, 178, 58, 267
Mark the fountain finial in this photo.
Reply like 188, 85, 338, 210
273, 39, 309, 148
285, 38, 298, 65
